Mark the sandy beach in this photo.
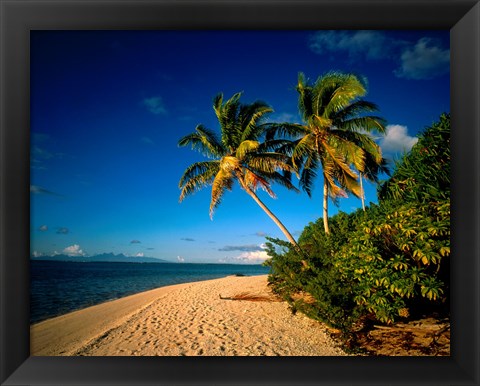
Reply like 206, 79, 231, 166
31, 275, 347, 356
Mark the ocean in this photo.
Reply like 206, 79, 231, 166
30, 260, 270, 324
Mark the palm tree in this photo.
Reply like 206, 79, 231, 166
359, 156, 390, 211
275, 72, 387, 234
178, 92, 300, 248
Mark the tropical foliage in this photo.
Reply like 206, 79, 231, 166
266, 114, 450, 330
269, 72, 388, 234
178, 92, 300, 247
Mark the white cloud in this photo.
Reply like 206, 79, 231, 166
394, 38, 449, 80
219, 244, 270, 264
379, 125, 418, 154
39, 225, 48, 232
135, 252, 144, 257
309, 30, 392, 60
56, 227, 70, 235
309, 32, 449, 81
238, 251, 270, 263
142, 96, 167, 115
32, 251, 44, 258
62, 244, 85, 256
177, 255, 185, 263
219, 244, 264, 252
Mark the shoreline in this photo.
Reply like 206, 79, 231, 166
30, 260, 269, 324
31, 275, 347, 356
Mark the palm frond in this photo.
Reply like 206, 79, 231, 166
333, 129, 383, 165
329, 135, 366, 172
257, 138, 294, 153
213, 93, 224, 120
178, 125, 225, 158
339, 116, 387, 134
236, 140, 260, 160
297, 73, 315, 121
244, 169, 276, 198
313, 115, 333, 129
321, 139, 359, 183
298, 156, 319, 197
210, 169, 234, 218
247, 152, 294, 175
322, 158, 348, 199
220, 155, 241, 172
179, 161, 220, 202
239, 102, 273, 141
249, 167, 300, 194
363, 156, 391, 182
315, 73, 366, 117
292, 133, 316, 169
331, 100, 380, 121
264, 122, 306, 141
215, 92, 243, 151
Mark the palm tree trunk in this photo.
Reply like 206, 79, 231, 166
239, 181, 300, 249
323, 178, 330, 235
360, 173, 365, 211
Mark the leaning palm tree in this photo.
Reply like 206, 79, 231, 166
178, 92, 300, 248
273, 72, 387, 234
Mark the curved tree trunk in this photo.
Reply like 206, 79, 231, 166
238, 180, 300, 249
323, 178, 330, 235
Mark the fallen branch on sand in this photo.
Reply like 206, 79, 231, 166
219, 292, 280, 302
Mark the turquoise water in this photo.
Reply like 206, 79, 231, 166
30, 260, 270, 324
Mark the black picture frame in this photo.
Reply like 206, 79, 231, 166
1, 0, 479, 385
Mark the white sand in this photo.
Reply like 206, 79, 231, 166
31, 275, 347, 356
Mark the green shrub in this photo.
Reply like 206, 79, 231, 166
266, 114, 450, 330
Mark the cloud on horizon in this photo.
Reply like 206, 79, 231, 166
379, 124, 418, 154
219, 250, 269, 264
218, 244, 264, 252
62, 244, 85, 256
39, 225, 48, 232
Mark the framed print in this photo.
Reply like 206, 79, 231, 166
1, 0, 479, 385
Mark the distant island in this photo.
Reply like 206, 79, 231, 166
31, 253, 169, 264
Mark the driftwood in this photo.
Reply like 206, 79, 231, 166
219, 292, 280, 302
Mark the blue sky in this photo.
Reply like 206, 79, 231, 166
30, 30, 450, 264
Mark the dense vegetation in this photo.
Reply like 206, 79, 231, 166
265, 113, 450, 331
